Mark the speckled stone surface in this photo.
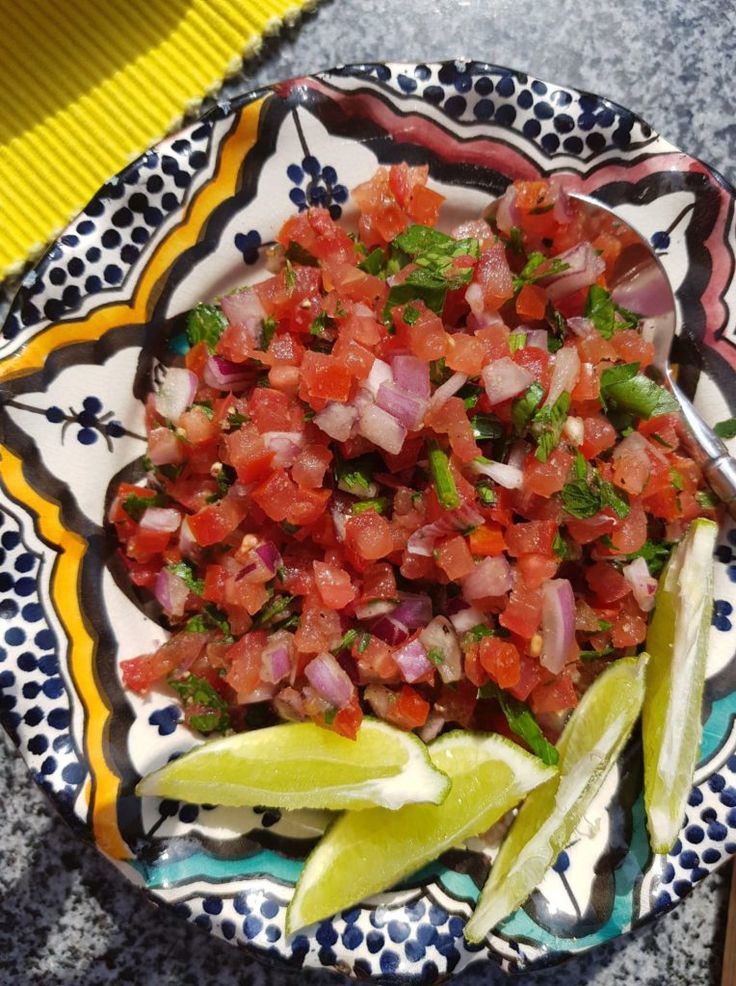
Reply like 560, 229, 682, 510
1, 1, 735, 984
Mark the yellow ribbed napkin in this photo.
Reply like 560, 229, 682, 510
0, 0, 317, 278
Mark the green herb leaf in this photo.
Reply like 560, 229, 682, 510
121, 490, 168, 522
427, 647, 445, 666
622, 539, 673, 577
166, 561, 204, 595
462, 623, 495, 646
185, 604, 232, 640
428, 440, 460, 510
284, 259, 297, 294
585, 284, 616, 340
579, 646, 615, 662
357, 632, 372, 654
714, 418, 736, 440
480, 683, 559, 765
696, 489, 719, 508
476, 481, 497, 505
358, 247, 386, 276
508, 226, 524, 254
225, 411, 249, 431
508, 332, 526, 353
186, 303, 228, 352
352, 497, 390, 515
459, 383, 483, 410
333, 628, 359, 654
599, 480, 630, 519
511, 382, 545, 436
531, 392, 571, 462
600, 363, 678, 419
403, 304, 421, 326
552, 531, 570, 559
670, 468, 684, 492
335, 453, 378, 495
260, 315, 278, 350
560, 478, 601, 518
168, 673, 230, 733
254, 594, 295, 627
310, 310, 335, 336
429, 357, 449, 387
512, 252, 570, 293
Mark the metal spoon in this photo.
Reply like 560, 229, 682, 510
510, 192, 736, 520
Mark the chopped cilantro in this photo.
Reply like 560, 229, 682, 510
512, 251, 570, 294
284, 241, 319, 266
357, 632, 372, 654
598, 618, 613, 631
121, 490, 168, 522
186, 303, 228, 352
511, 382, 545, 436
166, 562, 204, 595
428, 440, 460, 509
403, 304, 421, 325
254, 594, 295, 627
670, 468, 684, 492
600, 363, 678, 419
427, 647, 445, 666
185, 604, 232, 639
358, 247, 386, 276
459, 383, 483, 410
561, 468, 630, 519
531, 392, 571, 462
462, 623, 495, 646
585, 284, 616, 339
168, 673, 230, 733
193, 400, 214, 420
696, 489, 719, 508
352, 497, 390, 515
579, 646, 615, 662
471, 413, 504, 442
335, 453, 378, 495
284, 259, 297, 293
384, 225, 480, 316
430, 358, 449, 387
508, 226, 525, 254
333, 628, 359, 654
225, 411, 249, 431
479, 682, 559, 766
260, 315, 278, 350
552, 532, 570, 559
508, 332, 526, 353
476, 481, 496, 505
310, 310, 335, 336
622, 539, 673, 577
714, 418, 736, 440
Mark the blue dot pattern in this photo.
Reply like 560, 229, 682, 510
0, 509, 85, 807
3, 120, 216, 343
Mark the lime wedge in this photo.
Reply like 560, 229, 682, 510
136, 718, 450, 811
642, 517, 718, 853
464, 654, 647, 943
286, 731, 554, 933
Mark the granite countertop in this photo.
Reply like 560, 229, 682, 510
2, 1, 735, 983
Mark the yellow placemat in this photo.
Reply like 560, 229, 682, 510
0, 0, 317, 278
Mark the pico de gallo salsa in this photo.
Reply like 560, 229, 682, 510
110, 165, 716, 763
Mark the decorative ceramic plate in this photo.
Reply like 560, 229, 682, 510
2, 61, 736, 981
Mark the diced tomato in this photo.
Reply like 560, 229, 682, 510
611, 595, 648, 647
313, 560, 357, 609
609, 501, 648, 553
203, 564, 228, 604
585, 561, 631, 603
513, 346, 551, 391
178, 405, 219, 444
446, 333, 487, 375
333, 337, 375, 381
345, 511, 394, 561
249, 388, 304, 433
359, 562, 397, 603
580, 415, 617, 458
469, 524, 506, 556
223, 630, 268, 699
612, 446, 651, 495
524, 447, 574, 498
223, 425, 274, 483
424, 397, 480, 463
188, 495, 249, 547
300, 351, 353, 403
508, 654, 545, 701
331, 695, 364, 740
295, 596, 342, 655
125, 528, 171, 562
474, 242, 514, 311
434, 679, 478, 728
479, 637, 521, 689
277, 207, 358, 266
435, 535, 475, 580
404, 303, 448, 362
638, 413, 679, 449
500, 584, 543, 638
292, 443, 332, 488
226, 577, 269, 616
611, 329, 655, 367
504, 519, 557, 558
530, 672, 578, 714
516, 553, 559, 589
122, 632, 207, 694
463, 642, 488, 687
516, 282, 547, 320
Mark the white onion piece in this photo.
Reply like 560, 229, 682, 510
148, 427, 183, 466
494, 185, 520, 234
526, 329, 548, 350
419, 713, 446, 743
261, 635, 293, 684
419, 616, 462, 683
154, 568, 189, 616
462, 556, 512, 600
465, 281, 484, 315
407, 502, 485, 556
391, 355, 430, 399
394, 638, 433, 683
139, 507, 181, 532
354, 599, 397, 620
314, 402, 358, 442
429, 372, 468, 410
203, 355, 252, 391
178, 517, 197, 558
566, 316, 595, 338
262, 431, 304, 467
358, 404, 407, 455
305, 653, 353, 709
623, 557, 658, 613
563, 416, 585, 446
546, 345, 580, 407
482, 357, 534, 405
543, 242, 606, 302
364, 358, 394, 398
221, 288, 266, 346
273, 686, 306, 722
540, 578, 576, 674
153, 367, 197, 422
448, 603, 486, 633
470, 458, 523, 489
376, 383, 427, 430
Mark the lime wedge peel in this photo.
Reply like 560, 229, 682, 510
286, 731, 555, 934
136, 717, 451, 812
643, 517, 718, 853
464, 654, 647, 943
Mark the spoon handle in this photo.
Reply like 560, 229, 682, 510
669, 378, 736, 520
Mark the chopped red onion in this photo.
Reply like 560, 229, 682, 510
354, 598, 397, 620
305, 652, 353, 709
178, 518, 197, 558
364, 683, 394, 720
262, 431, 304, 467
153, 367, 198, 422
394, 638, 433, 683
358, 404, 407, 455
406, 502, 484, 556
462, 556, 513, 600
471, 458, 523, 489
376, 383, 427, 430
550, 177, 575, 225
273, 686, 306, 722
255, 541, 281, 573
545, 345, 580, 407
540, 578, 576, 674
314, 401, 358, 442
447, 599, 486, 633
391, 355, 430, 399
261, 642, 292, 684
623, 557, 658, 613
221, 288, 266, 347
419, 616, 462, 683
370, 615, 410, 645
482, 357, 534, 405
203, 355, 253, 391
238, 541, 281, 583
419, 713, 446, 743
429, 371, 468, 410
392, 592, 433, 629
494, 185, 520, 234
240, 683, 277, 705
507, 440, 531, 470
566, 316, 595, 338
364, 358, 394, 398
139, 507, 181, 532
611, 260, 669, 317
543, 242, 606, 302
154, 568, 190, 616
